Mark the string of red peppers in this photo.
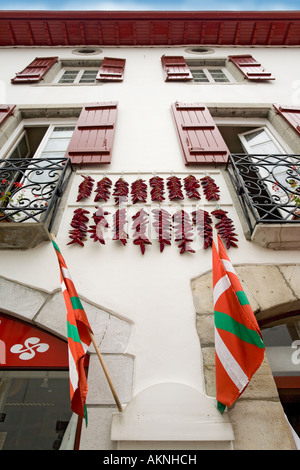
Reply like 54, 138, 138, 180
132, 208, 152, 254
69, 174, 238, 250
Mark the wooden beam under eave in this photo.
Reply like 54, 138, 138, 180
284, 21, 294, 45
115, 22, 120, 46
43, 21, 53, 46
132, 22, 137, 45
267, 22, 275, 45
168, 21, 172, 45
217, 21, 224, 44
80, 21, 86, 44
8, 22, 16, 46
251, 22, 258, 45
200, 23, 206, 44
62, 21, 70, 45
183, 21, 188, 44
234, 21, 240, 45
97, 22, 103, 45
25, 21, 35, 45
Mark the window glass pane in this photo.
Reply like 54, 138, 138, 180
191, 69, 209, 82
58, 70, 79, 83
0, 370, 73, 450
261, 317, 300, 376
209, 69, 229, 82
79, 70, 98, 83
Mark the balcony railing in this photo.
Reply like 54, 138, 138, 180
226, 153, 300, 237
0, 157, 73, 248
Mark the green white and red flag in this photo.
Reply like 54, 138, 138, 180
212, 235, 265, 413
52, 239, 92, 424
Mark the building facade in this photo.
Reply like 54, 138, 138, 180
0, 10, 300, 450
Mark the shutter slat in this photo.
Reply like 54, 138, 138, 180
274, 104, 300, 135
11, 57, 58, 84
171, 102, 229, 165
161, 56, 193, 82
65, 102, 118, 165
0, 104, 16, 126
96, 57, 125, 81
228, 54, 275, 81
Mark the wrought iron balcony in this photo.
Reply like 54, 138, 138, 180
0, 157, 73, 249
226, 153, 300, 250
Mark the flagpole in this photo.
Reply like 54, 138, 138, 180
88, 329, 123, 413
50, 233, 123, 413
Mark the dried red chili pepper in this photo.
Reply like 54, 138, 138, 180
132, 208, 152, 254
184, 175, 201, 200
173, 210, 195, 254
88, 207, 110, 245
149, 176, 165, 202
192, 209, 213, 249
200, 176, 220, 201
211, 208, 238, 249
152, 208, 172, 252
76, 175, 95, 202
112, 208, 128, 246
113, 177, 129, 205
166, 175, 184, 200
131, 178, 148, 204
94, 176, 112, 203
68, 208, 90, 246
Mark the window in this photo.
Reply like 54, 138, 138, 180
260, 315, 300, 444
189, 66, 231, 83
1, 125, 75, 224
11, 57, 126, 85
57, 68, 99, 84
220, 110, 300, 248
0, 313, 77, 450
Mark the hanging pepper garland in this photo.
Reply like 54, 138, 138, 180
76, 175, 95, 202
149, 176, 165, 202
113, 177, 129, 205
70, 173, 239, 251
167, 175, 184, 200
94, 176, 112, 203
192, 209, 213, 249
131, 178, 148, 204
113, 208, 128, 246
152, 208, 172, 252
68, 208, 90, 246
88, 207, 110, 245
184, 175, 201, 200
173, 210, 195, 254
132, 208, 152, 254
200, 175, 220, 201
211, 208, 238, 248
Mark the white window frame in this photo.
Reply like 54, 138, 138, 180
189, 65, 233, 83
54, 67, 99, 84
1, 119, 76, 222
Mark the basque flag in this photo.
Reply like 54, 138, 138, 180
212, 235, 265, 413
52, 239, 92, 424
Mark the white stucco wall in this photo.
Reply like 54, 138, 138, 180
0, 45, 300, 447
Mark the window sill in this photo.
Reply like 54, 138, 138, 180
0, 222, 51, 249
251, 223, 300, 250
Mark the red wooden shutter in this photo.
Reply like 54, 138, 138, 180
171, 102, 229, 165
65, 102, 118, 165
11, 57, 58, 84
273, 104, 300, 136
161, 56, 193, 82
96, 57, 126, 81
0, 104, 15, 126
228, 54, 274, 81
